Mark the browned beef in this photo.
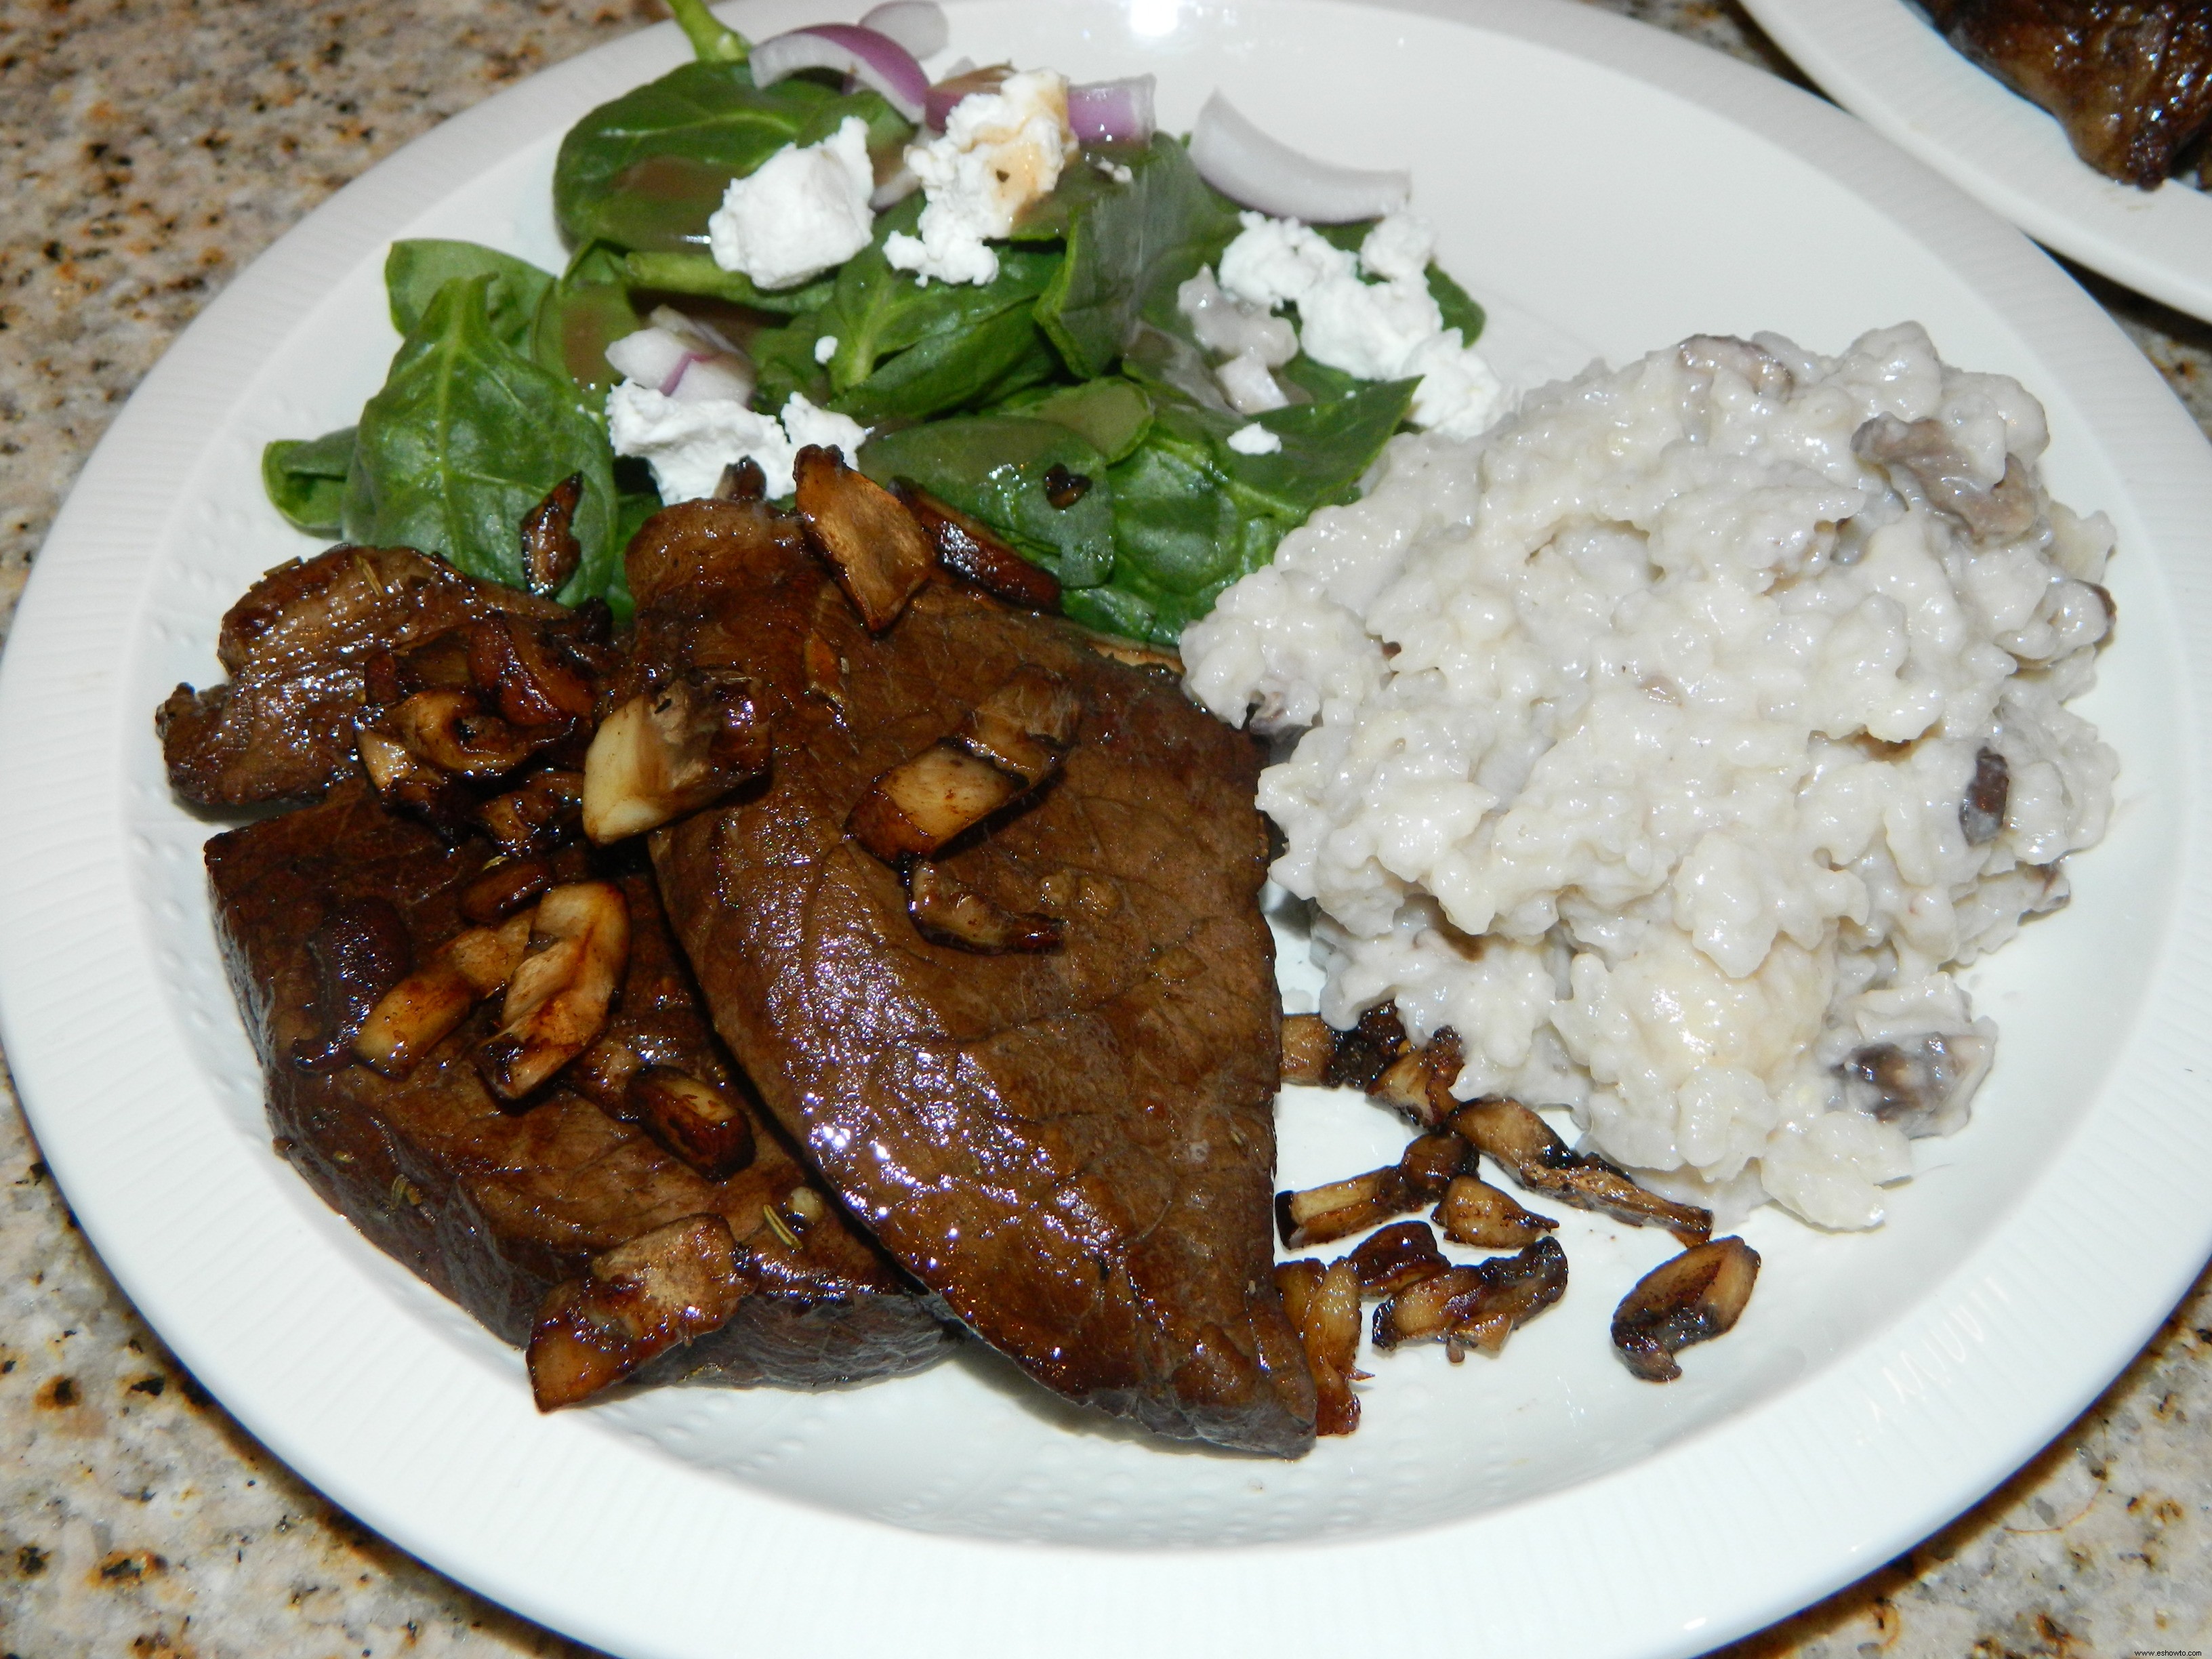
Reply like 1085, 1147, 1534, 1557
1927, 0, 2212, 186
160, 544, 599, 808
635, 500, 1317, 1456
207, 782, 954, 1389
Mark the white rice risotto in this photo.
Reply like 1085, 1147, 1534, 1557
1183, 325, 2118, 1229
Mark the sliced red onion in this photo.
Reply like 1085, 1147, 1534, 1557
752, 24, 929, 124
669, 354, 755, 405
606, 327, 691, 392
1067, 76, 1155, 146
926, 63, 1009, 130
858, 1, 947, 61
1189, 91, 1410, 222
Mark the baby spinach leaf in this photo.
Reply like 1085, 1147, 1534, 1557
1035, 136, 1244, 380
817, 197, 1063, 390
858, 415, 1115, 587
261, 426, 356, 537
621, 249, 835, 313
1155, 377, 1417, 518
832, 306, 1062, 424
386, 241, 552, 346
1427, 262, 1486, 342
665, 0, 748, 64
1002, 377, 1154, 462
554, 64, 903, 253
344, 274, 618, 605
532, 243, 642, 396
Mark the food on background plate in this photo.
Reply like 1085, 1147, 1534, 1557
1187, 324, 2118, 1232
1922, 0, 2212, 188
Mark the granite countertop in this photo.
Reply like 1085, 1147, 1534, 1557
4, 1, 2210, 1653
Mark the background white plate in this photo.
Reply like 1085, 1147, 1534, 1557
3, 1, 2211, 1654
1744, 0, 2212, 325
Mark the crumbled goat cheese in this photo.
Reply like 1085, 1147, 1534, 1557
1212, 211, 1503, 438
1227, 422, 1282, 455
813, 334, 840, 365
607, 384, 869, 501
1183, 325, 2118, 1231
708, 117, 876, 291
886, 70, 1075, 286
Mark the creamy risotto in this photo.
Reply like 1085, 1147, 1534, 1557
1183, 325, 2118, 1229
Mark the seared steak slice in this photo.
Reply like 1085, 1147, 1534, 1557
207, 782, 954, 1390
636, 500, 1316, 1457
1927, 0, 2212, 186
160, 544, 603, 808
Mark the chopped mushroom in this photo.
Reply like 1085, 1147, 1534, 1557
905, 861, 1063, 954
1275, 1130, 1469, 1248
526, 1214, 757, 1409
628, 1067, 756, 1182
466, 615, 596, 729
1433, 1173, 1558, 1250
459, 855, 555, 925
1839, 1029, 1994, 1139
1369, 1028, 1461, 1127
1962, 746, 2008, 845
847, 666, 1080, 862
478, 769, 585, 859
1611, 1236, 1761, 1382
1449, 1098, 1712, 1247
1279, 1012, 1334, 1085
581, 669, 770, 844
897, 482, 1063, 611
386, 687, 539, 776
1371, 1236, 1568, 1360
1323, 1003, 1410, 1091
520, 473, 585, 598
477, 881, 630, 1100
1345, 1221, 1450, 1296
351, 909, 533, 1078
1275, 1257, 1363, 1435
793, 444, 937, 632
1853, 414, 2039, 543
290, 898, 411, 1072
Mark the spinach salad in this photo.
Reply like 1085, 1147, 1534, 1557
262, 0, 1488, 643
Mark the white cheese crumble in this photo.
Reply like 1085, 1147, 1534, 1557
606, 383, 869, 502
707, 117, 876, 291
1183, 325, 2118, 1231
1227, 422, 1282, 455
1209, 211, 1503, 439
886, 69, 1075, 286
813, 334, 840, 365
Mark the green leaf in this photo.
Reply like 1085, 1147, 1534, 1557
857, 415, 1115, 587
554, 61, 905, 253
1427, 261, 1486, 343
621, 249, 834, 313
343, 274, 619, 605
752, 199, 1066, 424
531, 243, 642, 396
830, 305, 1062, 424
385, 241, 553, 346
1034, 135, 1244, 380
1004, 377, 1153, 462
261, 426, 356, 537
1155, 377, 1418, 520
665, 0, 749, 64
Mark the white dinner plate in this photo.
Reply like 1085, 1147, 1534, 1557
1744, 0, 2212, 325
4, 1, 2211, 1654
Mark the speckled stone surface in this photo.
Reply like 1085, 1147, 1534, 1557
3, 1, 2210, 1655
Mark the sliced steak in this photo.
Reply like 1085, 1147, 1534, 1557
207, 782, 954, 1389
635, 499, 1315, 1456
160, 544, 605, 808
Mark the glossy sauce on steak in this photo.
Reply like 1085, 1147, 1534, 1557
634, 500, 1317, 1456
208, 783, 954, 1389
